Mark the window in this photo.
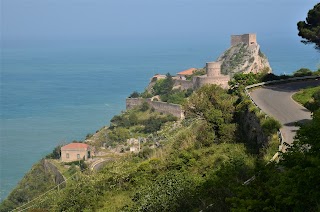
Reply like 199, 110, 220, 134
66, 153, 69, 158
77, 154, 80, 159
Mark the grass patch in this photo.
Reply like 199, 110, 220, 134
262, 133, 280, 162
292, 86, 320, 111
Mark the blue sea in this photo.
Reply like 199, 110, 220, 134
0, 36, 319, 201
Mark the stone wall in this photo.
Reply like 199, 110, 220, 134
126, 98, 184, 119
193, 75, 230, 89
43, 159, 66, 187
231, 34, 257, 46
174, 79, 193, 90
126, 98, 144, 110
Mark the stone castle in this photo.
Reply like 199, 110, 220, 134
231, 34, 257, 46
174, 33, 268, 90
192, 61, 230, 89
218, 33, 271, 75
127, 33, 271, 118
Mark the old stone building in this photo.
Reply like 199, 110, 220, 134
231, 33, 257, 46
193, 61, 230, 89
60, 143, 91, 162
128, 33, 271, 118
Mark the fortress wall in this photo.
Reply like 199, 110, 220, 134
150, 101, 184, 119
126, 98, 145, 110
174, 79, 193, 90
126, 98, 184, 119
193, 76, 230, 89
231, 34, 256, 46
231, 35, 244, 46
248, 34, 257, 45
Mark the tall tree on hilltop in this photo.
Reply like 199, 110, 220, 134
297, 3, 320, 50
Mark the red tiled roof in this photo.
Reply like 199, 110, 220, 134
61, 143, 89, 150
177, 68, 197, 76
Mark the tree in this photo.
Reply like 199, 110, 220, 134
293, 68, 313, 77
230, 110, 320, 211
129, 91, 140, 98
152, 73, 174, 96
184, 85, 236, 143
297, 3, 320, 50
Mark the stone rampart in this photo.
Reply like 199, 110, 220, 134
193, 75, 230, 89
126, 98, 144, 110
231, 34, 256, 46
174, 79, 193, 90
126, 98, 184, 119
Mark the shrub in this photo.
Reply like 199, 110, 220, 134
152, 73, 174, 96
138, 147, 154, 159
129, 91, 140, 98
140, 90, 153, 98
261, 118, 281, 135
46, 145, 62, 159
140, 101, 150, 112
131, 171, 196, 211
86, 133, 93, 139
293, 68, 313, 77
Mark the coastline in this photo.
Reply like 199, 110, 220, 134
1, 39, 319, 201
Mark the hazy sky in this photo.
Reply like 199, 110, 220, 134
1, 0, 318, 43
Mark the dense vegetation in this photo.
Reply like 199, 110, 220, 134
292, 86, 320, 112
129, 73, 194, 105
231, 109, 320, 211
1, 68, 319, 211
0, 161, 57, 211
1, 80, 284, 211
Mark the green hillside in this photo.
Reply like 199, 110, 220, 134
1, 72, 320, 212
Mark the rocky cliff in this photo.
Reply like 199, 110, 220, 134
217, 43, 272, 75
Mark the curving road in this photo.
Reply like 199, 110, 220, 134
249, 80, 320, 149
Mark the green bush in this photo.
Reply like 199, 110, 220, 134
129, 91, 140, 98
293, 68, 313, 77
138, 147, 154, 159
131, 171, 197, 211
46, 145, 62, 159
261, 117, 281, 135
140, 101, 150, 112
152, 73, 174, 96
64, 159, 87, 171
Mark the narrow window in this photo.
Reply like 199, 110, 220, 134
77, 154, 80, 159
66, 153, 69, 158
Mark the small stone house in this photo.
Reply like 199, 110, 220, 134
60, 143, 90, 162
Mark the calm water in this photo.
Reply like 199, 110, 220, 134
0, 37, 319, 201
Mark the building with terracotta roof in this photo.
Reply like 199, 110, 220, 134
60, 143, 91, 162
177, 68, 197, 80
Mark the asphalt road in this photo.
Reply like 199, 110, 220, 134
91, 158, 114, 171
250, 80, 320, 148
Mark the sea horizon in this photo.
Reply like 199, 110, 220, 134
1, 36, 319, 201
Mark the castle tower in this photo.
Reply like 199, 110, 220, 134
206, 62, 221, 77
231, 33, 257, 46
